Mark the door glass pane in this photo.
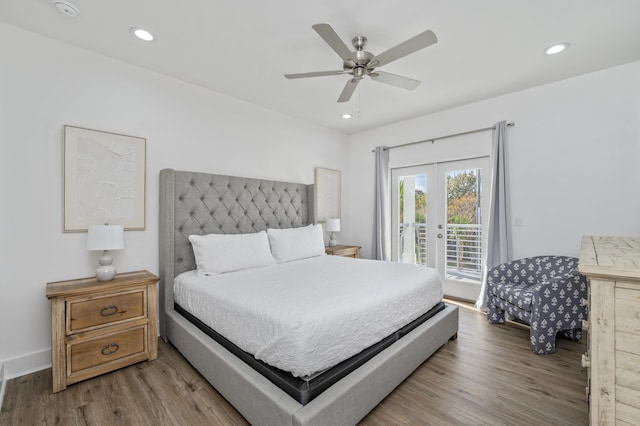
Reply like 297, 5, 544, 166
397, 174, 427, 265
445, 168, 482, 283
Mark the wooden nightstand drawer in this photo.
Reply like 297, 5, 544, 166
69, 326, 146, 374
68, 289, 145, 333
325, 245, 361, 258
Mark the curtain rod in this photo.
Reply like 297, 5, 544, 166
371, 122, 515, 152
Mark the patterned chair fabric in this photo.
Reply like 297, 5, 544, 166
486, 255, 588, 354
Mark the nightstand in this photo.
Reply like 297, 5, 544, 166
325, 245, 361, 258
46, 270, 159, 393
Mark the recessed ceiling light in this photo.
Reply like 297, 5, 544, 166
342, 114, 352, 120
130, 27, 155, 42
545, 42, 569, 55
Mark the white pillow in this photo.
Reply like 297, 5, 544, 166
189, 231, 276, 275
267, 224, 326, 263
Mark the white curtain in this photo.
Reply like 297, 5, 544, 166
373, 146, 390, 261
475, 121, 512, 310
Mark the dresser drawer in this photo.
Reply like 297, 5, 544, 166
68, 289, 145, 333
68, 326, 147, 374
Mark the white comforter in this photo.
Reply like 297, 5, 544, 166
174, 255, 443, 377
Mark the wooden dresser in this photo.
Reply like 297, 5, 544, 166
46, 270, 159, 393
578, 236, 640, 425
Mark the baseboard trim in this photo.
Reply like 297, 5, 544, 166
4, 349, 51, 380
0, 362, 6, 414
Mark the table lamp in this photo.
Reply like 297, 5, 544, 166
86, 224, 124, 281
325, 218, 341, 247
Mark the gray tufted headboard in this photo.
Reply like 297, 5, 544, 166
158, 168, 314, 337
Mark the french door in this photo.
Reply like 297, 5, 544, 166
390, 157, 489, 300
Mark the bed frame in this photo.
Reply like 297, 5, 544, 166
159, 168, 459, 426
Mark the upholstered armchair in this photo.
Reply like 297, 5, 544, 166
486, 256, 588, 354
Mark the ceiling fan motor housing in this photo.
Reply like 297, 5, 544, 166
344, 35, 375, 78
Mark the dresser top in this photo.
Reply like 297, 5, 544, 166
46, 270, 159, 299
578, 235, 640, 281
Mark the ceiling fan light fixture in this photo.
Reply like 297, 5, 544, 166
130, 27, 155, 42
342, 114, 352, 119
545, 42, 569, 55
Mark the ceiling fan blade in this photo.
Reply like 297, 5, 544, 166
285, 70, 346, 79
370, 71, 421, 90
337, 78, 360, 103
312, 23, 354, 63
369, 30, 437, 68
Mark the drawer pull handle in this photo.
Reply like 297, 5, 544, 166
100, 305, 119, 316
101, 343, 120, 356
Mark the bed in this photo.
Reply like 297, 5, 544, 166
159, 168, 459, 426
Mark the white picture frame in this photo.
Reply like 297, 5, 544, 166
63, 125, 146, 232
315, 167, 341, 223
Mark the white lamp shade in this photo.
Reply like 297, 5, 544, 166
325, 218, 341, 233
86, 225, 124, 251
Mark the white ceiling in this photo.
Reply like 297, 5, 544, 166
2, 0, 640, 134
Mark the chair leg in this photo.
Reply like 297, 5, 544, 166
531, 331, 556, 354
487, 302, 505, 324
560, 328, 582, 341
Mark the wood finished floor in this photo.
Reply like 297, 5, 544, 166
1, 302, 589, 425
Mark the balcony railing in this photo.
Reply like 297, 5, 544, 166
399, 223, 482, 281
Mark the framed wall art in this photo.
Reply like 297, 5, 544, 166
63, 125, 146, 232
315, 167, 341, 223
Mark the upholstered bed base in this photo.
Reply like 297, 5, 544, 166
166, 304, 458, 426
159, 168, 459, 425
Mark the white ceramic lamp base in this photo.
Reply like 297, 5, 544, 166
96, 251, 116, 281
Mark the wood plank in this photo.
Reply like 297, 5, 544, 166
47, 270, 160, 299
617, 385, 640, 409
616, 401, 640, 425
147, 283, 158, 360
616, 331, 640, 354
615, 297, 640, 334
578, 236, 640, 281
590, 279, 617, 425
50, 297, 67, 393
617, 285, 640, 302
617, 351, 640, 374
616, 368, 640, 392
1, 303, 589, 426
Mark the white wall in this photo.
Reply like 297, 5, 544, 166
0, 23, 349, 377
348, 61, 640, 260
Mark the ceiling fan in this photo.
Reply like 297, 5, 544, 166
284, 23, 438, 103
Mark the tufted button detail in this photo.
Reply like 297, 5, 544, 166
178, 226, 183, 232
200, 225, 205, 230
190, 211, 195, 216
178, 196, 183, 201
190, 180, 194, 185
177, 257, 183, 263
200, 196, 205, 201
